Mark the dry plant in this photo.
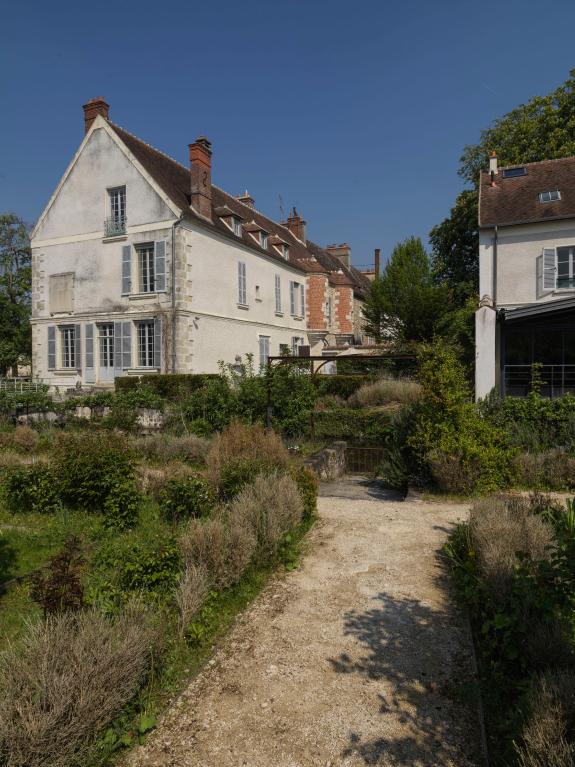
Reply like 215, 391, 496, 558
137, 461, 196, 499
469, 495, 555, 595
513, 450, 575, 490
427, 450, 478, 495
206, 421, 289, 488
516, 671, 575, 767
131, 433, 209, 465
175, 563, 209, 635
0, 604, 157, 767
11, 426, 39, 453
347, 377, 422, 408
228, 471, 303, 563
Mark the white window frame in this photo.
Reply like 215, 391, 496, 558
137, 321, 155, 367
291, 336, 302, 356
61, 325, 76, 369
260, 232, 268, 249
282, 244, 289, 260
109, 186, 126, 224
259, 335, 270, 368
539, 190, 561, 203
99, 323, 114, 368
136, 243, 155, 293
274, 274, 282, 314
233, 217, 243, 237
556, 245, 575, 290
238, 261, 247, 306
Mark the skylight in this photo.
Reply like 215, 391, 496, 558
539, 190, 561, 203
502, 166, 527, 178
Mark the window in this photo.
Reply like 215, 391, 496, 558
539, 190, 561, 203
502, 167, 527, 179
282, 244, 289, 260
259, 335, 270, 368
300, 284, 305, 318
106, 187, 126, 236
99, 324, 114, 368
238, 261, 247, 305
274, 274, 282, 313
289, 281, 303, 317
255, 285, 261, 301
557, 246, 575, 289
291, 336, 302, 356
137, 244, 155, 293
260, 232, 268, 249
233, 217, 243, 237
137, 322, 155, 367
61, 326, 76, 368
326, 295, 333, 325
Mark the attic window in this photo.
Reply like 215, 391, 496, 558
281, 244, 289, 259
539, 190, 561, 203
233, 217, 243, 236
502, 167, 527, 179
260, 232, 268, 249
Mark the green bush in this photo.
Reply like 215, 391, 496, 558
159, 475, 215, 523
0, 387, 53, 417
217, 458, 271, 500
290, 465, 318, 521
1, 463, 61, 514
116, 373, 220, 398
313, 407, 393, 442
103, 480, 141, 531
179, 377, 237, 433
314, 375, 371, 399
52, 432, 135, 511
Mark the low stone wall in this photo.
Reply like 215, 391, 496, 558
304, 441, 347, 481
16, 407, 164, 431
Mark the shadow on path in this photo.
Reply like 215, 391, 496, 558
319, 477, 403, 502
329, 587, 478, 766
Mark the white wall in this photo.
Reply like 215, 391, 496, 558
475, 305, 497, 400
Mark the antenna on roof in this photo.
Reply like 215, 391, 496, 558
278, 194, 285, 220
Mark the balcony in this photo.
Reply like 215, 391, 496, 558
503, 364, 575, 398
104, 216, 127, 237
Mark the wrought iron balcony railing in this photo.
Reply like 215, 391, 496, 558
104, 216, 127, 237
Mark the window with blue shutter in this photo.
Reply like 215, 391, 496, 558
47, 326, 56, 370
85, 324, 95, 383
155, 241, 166, 292
154, 318, 162, 369
74, 324, 82, 371
238, 262, 247, 305
122, 245, 132, 295
543, 247, 557, 291
275, 274, 282, 313
114, 321, 123, 376
289, 282, 296, 315
122, 322, 132, 369
300, 284, 305, 318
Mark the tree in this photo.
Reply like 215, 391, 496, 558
363, 236, 448, 343
0, 214, 31, 375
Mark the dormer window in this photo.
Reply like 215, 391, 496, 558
281, 244, 289, 259
539, 190, 561, 203
260, 232, 268, 249
233, 217, 243, 237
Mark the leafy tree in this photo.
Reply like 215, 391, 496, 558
363, 236, 448, 343
0, 214, 31, 375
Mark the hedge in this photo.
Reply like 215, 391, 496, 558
115, 374, 221, 398
313, 375, 372, 399
313, 407, 393, 442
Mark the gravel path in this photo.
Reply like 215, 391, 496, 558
126, 479, 481, 767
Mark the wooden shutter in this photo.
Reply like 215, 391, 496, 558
114, 321, 123, 376
153, 318, 162, 369
47, 325, 56, 370
74, 324, 82, 371
122, 245, 132, 295
275, 274, 281, 313
155, 241, 166, 292
543, 247, 557, 291
300, 284, 305, 318
289, 282, 296, 315
238, 262, 247, 305
122, 322, 132, 369
85, 323, 95, 383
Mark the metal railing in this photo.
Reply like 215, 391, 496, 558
0, 378, 50, 394
503, 365, 575, 398
104, 216, 127, 237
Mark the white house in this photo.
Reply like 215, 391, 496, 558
476, 153, 575, 399
30, 98, 370, 389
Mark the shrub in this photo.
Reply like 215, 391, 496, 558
206, 421, 290, 490
159, 475, 215, 523
1, 463, 60, 514
115, 373, 220, 398
174, 563, 209, 636
228, 472, 303, 563
217, 457, 271, 500
29, 536, 85, 616
313, 407, 393, 442
513, 450, 575, 490
313, 394, 346, 412
516, 671, 575, 767
11, 426, 39, 453
290, 465, 318, 521
52, 432, 135, 510
131, 433, 209, 465
0, 605, 157, 767
314, 375, 370, 399
347, 377, 422, 408
103, 480, 141, 531
469, 495, 555, 596
179, 378, 237, 434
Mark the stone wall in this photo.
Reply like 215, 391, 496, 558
304, 441, 347, 481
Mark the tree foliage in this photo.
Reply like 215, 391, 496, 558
363, 236, 448, 343
0, 213, 31, 375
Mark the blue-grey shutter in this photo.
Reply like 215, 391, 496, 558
275, 274, 281, 313
47, 326, 56, 370
153, 317, 162, 369
85, 323, 95, 384
289, 282, 296, 315
543, 247, 557, 291
114, 321, 123, 376
155, 241, 166, 292
300, 284, 305, 318
122, 322, 132, 369
122, 245, 132, 295
238, 262, 247, 304
74, 324, 82, 372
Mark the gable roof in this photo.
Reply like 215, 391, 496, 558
108, 122, 369, 297
479, 156, 575, 228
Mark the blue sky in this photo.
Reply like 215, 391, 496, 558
2, 0, 575, 269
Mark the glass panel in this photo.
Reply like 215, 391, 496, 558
504, 329, 531, 365
557, 247, 573, 288
533, 329, 562, 365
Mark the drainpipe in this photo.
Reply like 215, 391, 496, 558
171, 214, 184, 373
492, 225, 498, 307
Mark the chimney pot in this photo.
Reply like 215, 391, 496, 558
236, 190, 255, 209
282, 207, 307, 242
374, 248, 381, 278
82, 97, 109, 134
326, 243, 352, 270
489, 151, 498, 175
189, 136, 213, 219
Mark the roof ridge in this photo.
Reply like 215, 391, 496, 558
485, 155, 575, 172
110, 122, 191, 174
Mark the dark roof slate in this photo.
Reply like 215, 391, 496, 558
479, 156, 575, 227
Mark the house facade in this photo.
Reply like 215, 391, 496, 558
30, 98, 370, 388
476, 153, 575, 399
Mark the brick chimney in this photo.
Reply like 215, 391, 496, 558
326, 243, 352, 269
189, 137, 212, 219
283, 207, 306, 242
83, 97, 109, 133
374, 248, 381, 278
236, 190, 255, 209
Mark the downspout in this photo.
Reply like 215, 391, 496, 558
492, 225, 498, 307
171, 214, 184, 373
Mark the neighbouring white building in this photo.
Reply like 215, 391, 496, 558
476, 153, 575, 399
30, 98, 371, 388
